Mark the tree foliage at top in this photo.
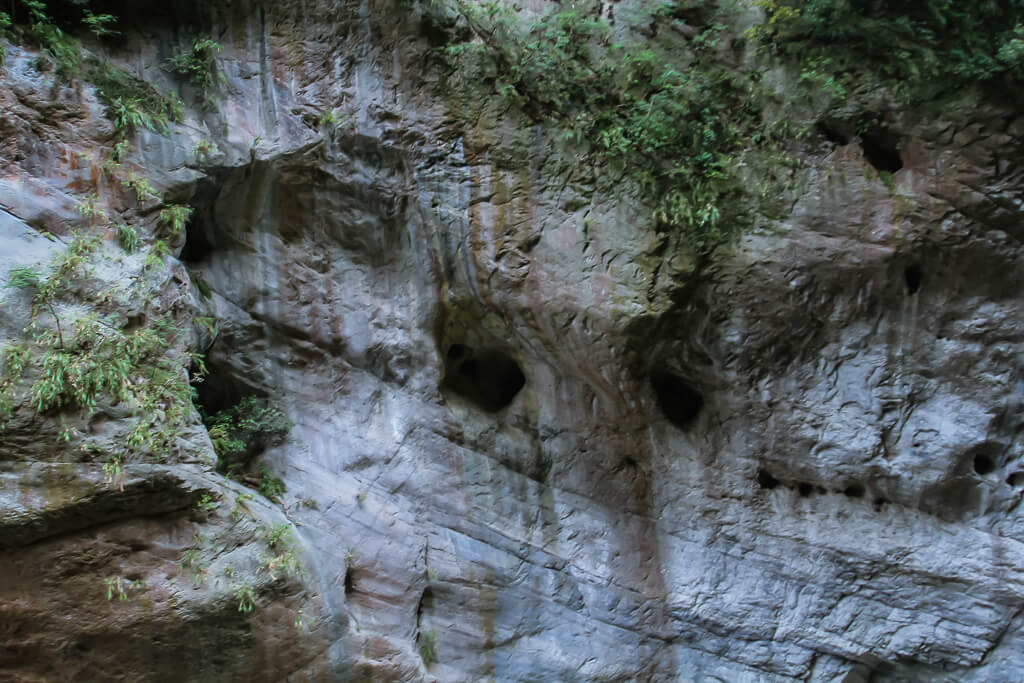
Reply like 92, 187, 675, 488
755, 0, 1024, 91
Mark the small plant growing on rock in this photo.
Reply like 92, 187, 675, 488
77, 193, 106, 222
206, 397, 292, 476
115, 223, 139, 252
194, 138, 218, 160
104, 576, 137, 601
82, 9, 118, 38
121, 171, 156, 201
234, 581, 256, 613
263, 523, 291, 549
257, 467, 286, 501
159, 203, 193, 235
108, 97, 156, 138
167, 36, 223, 94
319, 109, 342, 129
419, 629, 437, 665
196, 493, 219, 512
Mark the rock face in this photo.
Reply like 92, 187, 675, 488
1, 1, 1024, 681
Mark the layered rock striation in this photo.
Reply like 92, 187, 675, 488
1, 0, 1023, 681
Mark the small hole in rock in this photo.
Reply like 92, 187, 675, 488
843, 483, 865, 499
1007, 472, 1024, 487
904, 263, 922, 295
973, 453, 996, 476
819, 122, 851, 146
650, 368, 704, 431
873, 497, 887, 510
616, 456, 639, 473
798, 482, 814, 497
443, 345, 525, 412
861, 129, 903, 173
757, 469, 779, 490
344, 570, 354, 596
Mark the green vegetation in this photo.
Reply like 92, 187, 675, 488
196, 493, 219, 512
258, 467, 286, 501
159, 204, 193, 236
318, 109, 342, 128
194, 139, 218, 160
437, 0, 785, 253
87, 58, 184, 137
121, 171, 157, 201
81, 8, 117, 38
19, 0, 81, 78
419, 629, 437, 664
205, 397, 293, 476
104, 576, 137, 601
752, 0, 1024, 96
0, 11, 11, 66
234, 581, 256, 613
262, 523, 291, 549
1, 230, 205, 482
167, 36, 223, 93
115, 223, 139, 252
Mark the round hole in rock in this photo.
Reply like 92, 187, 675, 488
798, 482, 814, 497
973, 452, 997, 476
1007, 472, 1024, 487
443, 345, 525, 413
650, 368, 704, 431
904, 263, 923, 295
757, 469, 779, 490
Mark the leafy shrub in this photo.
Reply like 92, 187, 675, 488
167, 36, 223, 91
2, 235, 203, 461
104, 576, 137, 601
19, 0, 80, 79
81, 9, 117, 38
88, 60, 183, 137
206, 397, 292, 474
115, 223, 139, 252
439, 1, 772, 251
0, 11, 12, 66
234, 581, 256, 613
752, 0, 1024, 94
159, 204, 193, 235
258, 467, 286, 501
262, 523, 290, 549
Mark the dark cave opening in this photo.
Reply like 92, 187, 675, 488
179, 178, 222, 265
192, 356, 256, 421
650, 368, 703, 431
843, 483, 866, 499
860, 129, 903, 173
818, 122, 851, 147
904, 263, 923, 295
973, 452, 996, 476
1007, 472, 1024, 487
798, 482, 814, 497
443, 344, 525, 413
757, 469, 779, 490
179, 211, 215, 265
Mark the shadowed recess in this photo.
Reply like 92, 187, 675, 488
861, 128, 903, 173
650, 368, 704, 431
905, 263, 923, 295
757, 469, 779, 490
443, 344, 525, 412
